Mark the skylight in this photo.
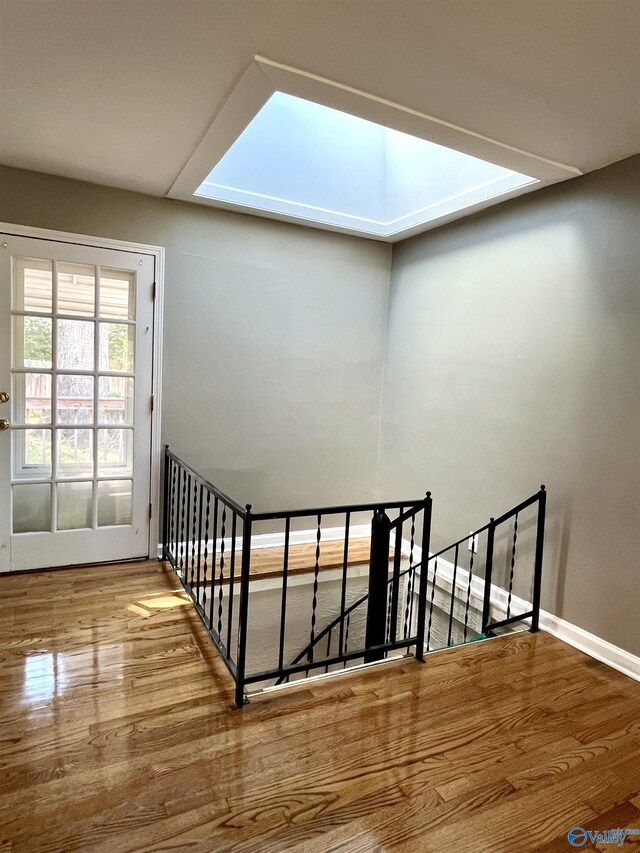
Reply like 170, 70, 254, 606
194, 92, 538, 240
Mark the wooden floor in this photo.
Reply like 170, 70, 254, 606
1, 562, 639, 852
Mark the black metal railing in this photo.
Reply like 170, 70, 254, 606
163, 447, 432, 705
163, 447, 546, 706
278, 486, 546, 674
420, 486, 546, 654
162, 448, 250, 687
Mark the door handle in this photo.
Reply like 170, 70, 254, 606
0, 392, 8, 404
0, 419, 10, 431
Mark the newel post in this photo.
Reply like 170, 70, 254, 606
234, 504, 252, 707
415, 492, 432, 661
530, 485, 546, 633
364, 508, 391, 663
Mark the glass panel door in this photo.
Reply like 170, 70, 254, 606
0, 234, 155, 572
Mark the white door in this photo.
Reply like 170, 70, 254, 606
0, 234, 155, 571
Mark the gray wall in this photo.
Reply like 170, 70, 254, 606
378, 155, 640, 655
2, 156, 639, 656
0, 166, 391, 511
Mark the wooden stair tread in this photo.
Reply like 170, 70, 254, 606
248, 537, 376, 580
190, 538, 394, 583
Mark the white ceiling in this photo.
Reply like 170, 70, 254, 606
1, 0, 639, 201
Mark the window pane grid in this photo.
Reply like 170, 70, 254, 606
10, 255, 137, 533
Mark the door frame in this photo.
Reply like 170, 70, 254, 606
0, 222, 165, 561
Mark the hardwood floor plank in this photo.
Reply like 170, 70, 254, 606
0, 560, 639, 852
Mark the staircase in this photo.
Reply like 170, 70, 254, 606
162, 447, 546, 705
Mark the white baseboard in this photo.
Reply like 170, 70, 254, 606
537, 612, 640, 683
159, 523, 370, 559
405, 539, 640, 684
161, 524, 640, 685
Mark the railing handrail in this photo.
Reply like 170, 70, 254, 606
249, 500, 427, 521
427, 487, 545, 563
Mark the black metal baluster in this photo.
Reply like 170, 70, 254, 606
179, 467, 187, 576
169, 459, 178, 566
463, 538, 475, 642
506, 513, 518, 619
385, 580, 393, 645
307, 514, 322, 669
338, 511, 350, 657
185, 474, 192, 582
277, 517, 291, 673
190, 478, 197, 587
403, 514, 416, 640
426, 556, 438, 651
174, 464, 180, 569
217, 506, 226, 641
226, 512, 237, 654
202, 491, 211, 618
170, 458, 177, 564
447, 544, 459, 647
196, 484, 203, 593
209, 497, 219, 632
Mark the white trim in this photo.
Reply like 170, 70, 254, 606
406, 539, 640, 684
195, 174, 539, 241
185, 182, 546, 244
149, 248, 165, 559
249, 523, 370, 551
168, 56, 581, 242
196, 181, 389, 227
0, 221, 165, 562
0, 222, 165, 259
535, 613, 640, 683
158, 522, 371, 560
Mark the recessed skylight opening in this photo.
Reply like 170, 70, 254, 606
194, 92, 538, 239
